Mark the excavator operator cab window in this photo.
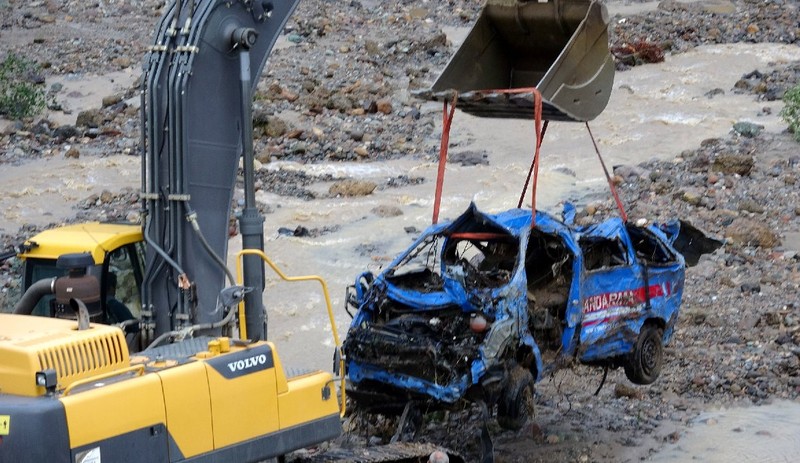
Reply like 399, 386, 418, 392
104, 243, 144, 321
24, 258, 61, 317
105, 272, 134, 324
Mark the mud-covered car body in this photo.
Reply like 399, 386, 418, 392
343, 204, 686, 407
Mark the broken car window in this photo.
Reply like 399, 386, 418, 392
580, 237, 628, 271
386, 235, 444, 291
443, 234, 518, 289
525, 231, 573, 351
626, 225, 677, 265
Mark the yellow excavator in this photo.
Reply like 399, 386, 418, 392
0, 0, 613, 462
1, 1, 344, 461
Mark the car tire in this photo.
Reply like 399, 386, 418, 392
624, 323, 664, 385
497, 366, 534, 431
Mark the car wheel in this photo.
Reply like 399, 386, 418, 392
497, 366, 534, 431
624, 323, 664, 385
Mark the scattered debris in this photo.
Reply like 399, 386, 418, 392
611, 40, 665, 67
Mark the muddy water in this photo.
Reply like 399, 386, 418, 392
649, 401, 800, 462
48, 69, 139, 126
253, 42, 800, 373
2, 40, 800, 458
0, 69, 141, 234
243, 43, 800, 462
0, 154, 139, 234
7, 43, 797, 234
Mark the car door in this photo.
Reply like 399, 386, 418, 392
625, 224, 685, 336
577, 219, 642, 362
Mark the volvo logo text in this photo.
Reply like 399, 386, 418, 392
227, 354, 268, 373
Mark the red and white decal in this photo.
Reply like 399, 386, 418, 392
582, 283, 671, 327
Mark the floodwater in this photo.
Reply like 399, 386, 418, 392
650, 401, 800, 462
0, 155, 139, 235
4, 41, 798, 365
252, 42, 800, 371
2, 34, 800, 460
0, 69, 140, 235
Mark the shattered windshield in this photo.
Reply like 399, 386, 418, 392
443, 234, 518, 289
385, 224, 519, 292
385, 235, 445, 290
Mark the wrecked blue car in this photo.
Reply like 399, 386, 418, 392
343, 204, 703, 428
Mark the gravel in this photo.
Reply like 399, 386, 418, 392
1, 0, 799, 461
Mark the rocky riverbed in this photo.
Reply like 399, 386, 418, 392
1, 0, 800, 461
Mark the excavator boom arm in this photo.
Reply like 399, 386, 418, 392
141, 0, 300, 341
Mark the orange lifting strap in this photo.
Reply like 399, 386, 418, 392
431, 93, 458, 225
430, 88, 627, 227
586, 122, 628, 222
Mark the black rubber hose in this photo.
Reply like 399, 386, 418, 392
185, 204, 235, 285
13, 278, 56, 315
144, 297, 241, 350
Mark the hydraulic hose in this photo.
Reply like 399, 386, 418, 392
184, 204, 236, 285
144, 295, 241, 350
142, 225, 186, 277
116, 318, 142, 333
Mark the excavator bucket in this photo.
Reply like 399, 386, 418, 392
423, 0, 614, 121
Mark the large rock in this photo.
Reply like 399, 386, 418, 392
713, 154, 754, 176
327, 94, 355, 113
725, 217, 780, 247
54, 125, 80, 140
679, 188, 704, 206
614, 164, 649, 181
329, 180, 377, 197
732, 121, 764, 138
102, 94, 122, 107
449, 150, 488, 166
375, 98, 392, 115
737, 199, 765, 214
252, 111, 291, 138
264, 116, 289, 138
371, 205, 403, 217
76, 109, 103, 128
614, 382, 643, 400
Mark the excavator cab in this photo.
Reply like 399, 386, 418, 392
422, 0, 614, 121
15, 222, 144, 322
